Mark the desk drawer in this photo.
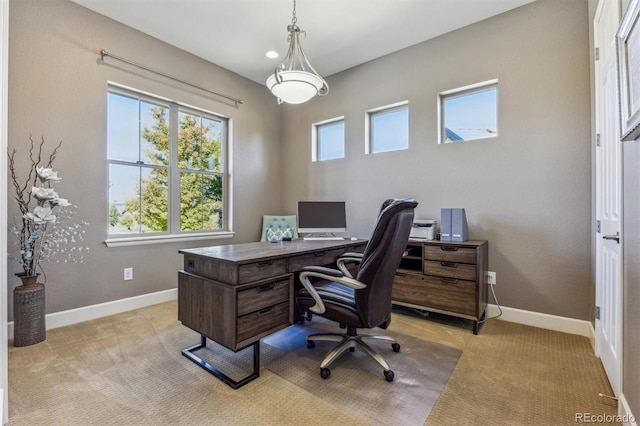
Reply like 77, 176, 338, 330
288, 248, 347, 272
237, 302, 289, 342
424, 260, 476, 281
424, 245, 477, 264
238, 259, 287, 284
237, 278, 290, 316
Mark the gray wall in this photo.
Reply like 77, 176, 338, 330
6, 0, 283, 320
281, 0, 593, 320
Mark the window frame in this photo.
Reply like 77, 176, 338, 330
365, 101, 409, 154
105, 85, 232, 247
438, 79, 498, 144
312, 117, 345, 162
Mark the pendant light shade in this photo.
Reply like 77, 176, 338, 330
266, 1, 329, 104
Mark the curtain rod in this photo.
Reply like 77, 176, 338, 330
100, 49, 243, 107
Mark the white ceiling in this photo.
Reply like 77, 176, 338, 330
70, 0, 535, 85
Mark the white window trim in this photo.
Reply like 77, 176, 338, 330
104, 231, 235, 248
365, 101, 409, 154
312, 116, 345, 162
437, 79, 498, 144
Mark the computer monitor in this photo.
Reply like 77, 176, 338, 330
297, 201, 347, 234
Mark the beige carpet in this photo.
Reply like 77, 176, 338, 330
262, 323, 461, 426
8, 301, 619, 425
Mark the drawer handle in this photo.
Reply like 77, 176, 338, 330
395, 272, 408, 277
314, 251, 326, 257
256, 260, 274, 267
440, 277, 459, 284
257, 283, 276, 292
256, 306, 275, 316
440, 246, 460, 252
440, 261, 458, 268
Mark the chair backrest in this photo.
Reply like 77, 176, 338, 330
260, 215, 299, 242
355, 198, 418, 327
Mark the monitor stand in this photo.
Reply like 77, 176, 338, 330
302, 233, 345, 241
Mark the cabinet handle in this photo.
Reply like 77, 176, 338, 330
257, 283, 276, 292
256, 306, 275, 316
441, 246, 459, 252
256, 260, 274, 267
314, 251, 326, 257
395, 272, 408, 277
440, 277, 459, 284
440, 261, 458, 268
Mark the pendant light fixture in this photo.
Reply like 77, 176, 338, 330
266, 0, 329, 104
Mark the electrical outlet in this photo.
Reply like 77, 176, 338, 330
124, 267, 133, 281
487, 271, 496, 285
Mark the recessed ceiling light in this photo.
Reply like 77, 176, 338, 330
265, 50, 279, 59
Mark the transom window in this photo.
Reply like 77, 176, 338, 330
367, 102, 409, 154
107, 87, 227, 238
313, 118, 345, 161
439, 80, 498, 144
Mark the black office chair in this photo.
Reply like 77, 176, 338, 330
296, 198, 418, 381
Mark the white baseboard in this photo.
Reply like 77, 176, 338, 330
620, 393, 638, 426
8, 288, 178, 339
486, 304, 594, 340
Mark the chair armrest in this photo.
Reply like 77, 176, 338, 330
337, 252, 364, 278
299, 266, 367, 314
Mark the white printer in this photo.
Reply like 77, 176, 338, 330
409, 219, 437, 240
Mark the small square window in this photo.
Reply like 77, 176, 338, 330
367, 103, 409, 154
439, 80, 498, 144
313, 118, 345, 161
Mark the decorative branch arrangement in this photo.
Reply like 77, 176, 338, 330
8, 135, 89, 282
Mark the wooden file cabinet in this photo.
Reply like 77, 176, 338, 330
392, 239, 488, 334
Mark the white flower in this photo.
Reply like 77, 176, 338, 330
31, 186, 58, 203
24, 206, 57, 224
50, 197, 71, 207
36, 167, 62, 183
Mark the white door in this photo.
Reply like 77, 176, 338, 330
594, 0, 622, 397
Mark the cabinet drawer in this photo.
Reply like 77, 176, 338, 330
237, 302, 289, 342
238, 259, 287, 284
237, 278, 290, 316
424, 260, 476, 281
288, 248, 347, 272
424, 245, 477, 264
422, 276, 476, 317
393, 272, 476, 317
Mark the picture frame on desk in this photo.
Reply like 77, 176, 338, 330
617, 0, 640, 142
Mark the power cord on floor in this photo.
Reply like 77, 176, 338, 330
478, 283, 503, 324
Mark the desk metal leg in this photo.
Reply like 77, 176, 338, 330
182, 335, 260, 389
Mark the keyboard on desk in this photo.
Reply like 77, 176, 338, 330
303, 236, 345, 241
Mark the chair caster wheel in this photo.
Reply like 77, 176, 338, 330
320, 367, 331, 379
307, 340, 315, 349
384, 370, 394, 382
392, 343, 400, 352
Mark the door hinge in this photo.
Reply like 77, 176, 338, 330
595, 306, 601, 320
595, 47, 599, 61
596, 220, 601, 233
596, 133, 601, 146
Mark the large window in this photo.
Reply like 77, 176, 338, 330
439, 80, 498, 144
107, 87, 227, 240
367, 102, 409, 154
313, 118, 345, 161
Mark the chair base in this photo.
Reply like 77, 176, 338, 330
306, 328, 400, 380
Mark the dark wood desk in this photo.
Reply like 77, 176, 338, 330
178, 239, 367, 388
